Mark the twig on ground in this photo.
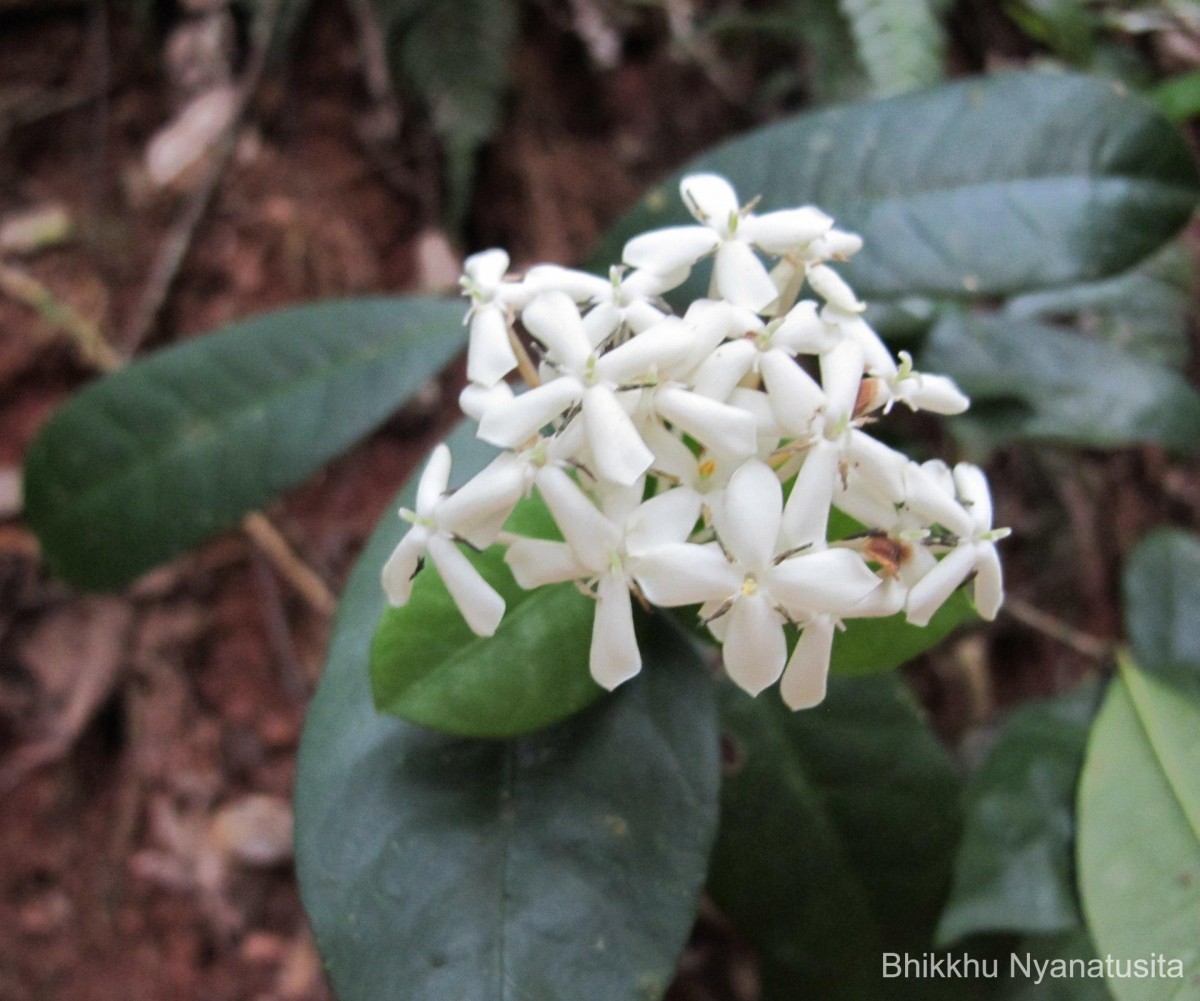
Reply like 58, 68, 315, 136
1003, 596, 1113, 662
242, 513, 336, 617
0, 262, 122, 370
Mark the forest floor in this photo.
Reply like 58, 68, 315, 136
0, 2, 1196, 1000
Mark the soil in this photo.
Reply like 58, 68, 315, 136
0, 2, 1197, 1000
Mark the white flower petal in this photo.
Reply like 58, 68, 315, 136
807, 263, 864, 312
467, 306, 518, 386
743, 206, 833, 255
655, 385, 757, 459
381, 526, 429, 606
714, 240, 779, 312
459, 381, 514, 423
780, 616, 834, 710
769, 548, 880, 616
973, 543, 1003, 620
896, 373, 970, 415
953, 463, 994, 533
903, 463, 974, 539
691, 339, 758, 401
463, 248, 509, 289
810, 229, 863, 261
597, 318, 692, 385
781, 438, 838, 549
717, 459, 782, 570
622, 266, 689, 299
583, 301, 622, 347
536, 465, 617, 572
427, 534, 505, 636
523, 264, 610, 302
437, 454, 528, 548
623, 226, 720, 273
583, 385, 655, 486
774, 300, 834, 354
722, 593, 787, 696
624, 299, 670, 335
476, 378, 582, 448
845, 429, 907, 500
521, 291, 592, 371
847, 577, 908, 617
416, 444, 452, 517
819, 338, 865, 423
759, 350, 825, 436
625, 489, 702, 553
727, 387, 782, 440
633, 542, 739, 606
681, 173, 740, 229
590, 574, 641, 690
504, 538, 586, 589
905, 544, 977, 627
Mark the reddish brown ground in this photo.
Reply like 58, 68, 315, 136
0, 3, 1197, 1001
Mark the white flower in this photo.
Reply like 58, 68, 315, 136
504, 467, 699, 689
381, 445, 505, 637
634, 460, 880, 705
477, 292, 693, 485
526, 264, 686, 345
906, 463, 1008, 626
623, 174, 832, 312
460, 250, 531, 387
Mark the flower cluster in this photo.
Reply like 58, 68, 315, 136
383, 174, 1008, 709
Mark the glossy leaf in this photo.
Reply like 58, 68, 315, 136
710, 674, 962, 1000
370, 496, 602, 738
922, 313, 1200, 454
296, 425, 721, 1001
1077, 656, 1200, 1001
24, 297, 466, 591
937, 682, 1101, 944
1124, 528, 1200, 698
592, 72, 1199, 301
1005, 242, 1194, 370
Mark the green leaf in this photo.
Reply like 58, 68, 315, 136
937, 682, 1101, 944
23, 297, 467, 592
376, 0, 517, 226
592, 72, 1199, 301
710, 674, 963, 1000
839, 0, 945, 96
832, 588, 977, 675
1005, 242, 1195, 370
1123, 528, 1200, 698
370, 496, 602, 738
921, 312, 1200, 454
1151, 69, 1200, 122
296, 425, 722, 1001
1077, 656, 1200, 1001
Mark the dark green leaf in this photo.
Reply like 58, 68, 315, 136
710, 674, 962, 1000
937, 682, 1100, 944
370, 496, 602, 738
921, 312, 1200, 453
296, 425, 721, 1001
832, 588, 977, 675
1005, 242, 1194, 370
1123, 528, 1200, 699
376, 0, 517, 225
1076, 656, 1200, 1001
592, 72, 1199, 301
24, 297, 466, 591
